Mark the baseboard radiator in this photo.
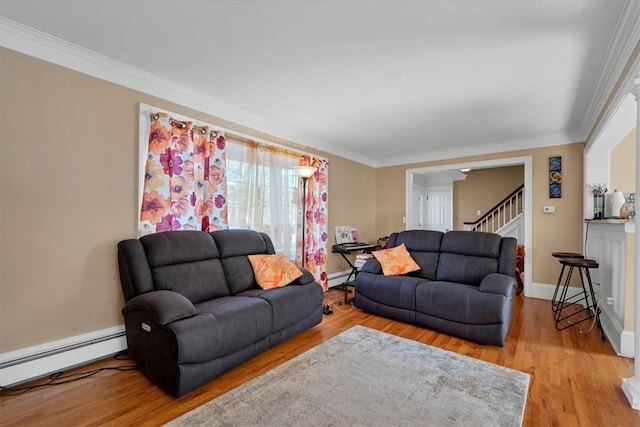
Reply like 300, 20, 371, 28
0, 325, 127, 387
1, 272, 352, 387
327, 270, 351, 288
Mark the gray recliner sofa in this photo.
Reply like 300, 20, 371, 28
117, 229, 323, 396
355, 230, 517, 346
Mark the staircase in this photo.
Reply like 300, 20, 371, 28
463, 184, 524, 239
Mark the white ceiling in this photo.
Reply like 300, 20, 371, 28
1, 1, 638, 167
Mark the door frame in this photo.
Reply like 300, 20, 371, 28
405, 156, 533, 295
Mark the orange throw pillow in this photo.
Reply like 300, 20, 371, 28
248, 253, 303, 290
372, 243, 420, 276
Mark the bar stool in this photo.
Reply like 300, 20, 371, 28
551, 252, 584, 314
554, 257, 602, 337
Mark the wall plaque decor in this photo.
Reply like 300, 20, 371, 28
549, 156, 562, 198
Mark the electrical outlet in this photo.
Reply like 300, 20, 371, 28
476, 209, 482, 216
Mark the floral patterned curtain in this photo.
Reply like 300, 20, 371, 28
299, 156, 329, 290
139, 112, 227, 234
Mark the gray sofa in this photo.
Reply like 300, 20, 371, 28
117, 229, 323, 396
355, 230, 517, 346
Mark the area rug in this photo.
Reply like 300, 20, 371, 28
166, 326, 529, 427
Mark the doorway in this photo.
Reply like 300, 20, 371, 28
406, 156, 533, 295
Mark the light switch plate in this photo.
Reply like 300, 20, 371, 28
543, 206, 556, 214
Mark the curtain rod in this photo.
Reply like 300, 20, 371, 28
225, 133, 311, 159
142, 106, 327, 162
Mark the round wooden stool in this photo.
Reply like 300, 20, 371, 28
551, 252, 584, 313
554, 257, 602, 337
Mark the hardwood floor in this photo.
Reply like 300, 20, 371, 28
1, 295, 639, 426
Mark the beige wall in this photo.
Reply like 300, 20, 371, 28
0, 46, 587, 353
324, 154, 377, 273
610, 128, 637, 193
375, 144, 585, 286
453, 166, 524, 230
0, 48, 375, 352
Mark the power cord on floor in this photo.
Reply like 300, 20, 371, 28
562, 297, 603, 335
579, 297, 603, 335
328, 301, 354, 313
0, 353, 139, 396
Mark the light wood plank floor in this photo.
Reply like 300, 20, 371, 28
1, 295, 639, 426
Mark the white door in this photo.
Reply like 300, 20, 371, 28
425, 187, 452, 232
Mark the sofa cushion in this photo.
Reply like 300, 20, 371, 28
248, 253, 303, 289
408, 252, 441, 281
212, 229, 274, 257
436, 231, 502, 286
181, 296, 272, 363
141, 230, 220, 266
355, 272, 422, 310
151, 258, 229, 304
415, 281, 508, 324
212, 229, 276, 294
388, 229, 444, 252
439, 230, 502, 258
218, 256, 258, 294
240, 283, 323, 332
436, 253, 499, 287
388, 230, 443, 280
372, 244, 421, 276
139, 231, 229, 303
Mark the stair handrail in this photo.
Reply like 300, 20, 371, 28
463, 184, 524, 232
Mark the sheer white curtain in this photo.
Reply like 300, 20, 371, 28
226, 138, 300, 260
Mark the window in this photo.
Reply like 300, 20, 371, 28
226, 138, 301, 259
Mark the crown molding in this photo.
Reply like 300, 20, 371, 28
0, 17, 377, 168
585, 51, 640, 152
375, 132, 578, 168
2, 15, 626, 170
579, 0, 640, 140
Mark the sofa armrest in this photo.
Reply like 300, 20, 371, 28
478, 273, 516, 297
361, 259, 382, 274
122, 290, 196, 325
289, 267, 315, 285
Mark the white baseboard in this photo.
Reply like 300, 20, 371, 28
621, 331, 635, 358
525, 281, 594, 303
0, 325, 126, 387
327, 270, 352, 288
601, 306, 635, 358
525, 281, 568, 301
